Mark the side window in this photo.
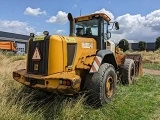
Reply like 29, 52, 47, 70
91, 25, 98, 36
104, 22, 108, 41
75, 24, 84, 36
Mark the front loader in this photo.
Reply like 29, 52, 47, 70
13, 12, 142, 106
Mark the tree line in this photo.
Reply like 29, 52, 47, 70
118, 37, 160, 52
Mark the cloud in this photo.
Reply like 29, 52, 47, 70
55, 29, 65, 34
93, 8, 160, 43
24, 7, 46, 16
73, 4, 77, 8
46, 11, 68, 24
94, 8, 114, 21
113, 9, 160, 42
145, 9, 160, 31
0, 20, 35, 35
36, 32, 43, 35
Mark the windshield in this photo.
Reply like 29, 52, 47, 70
75, 19, 98, 36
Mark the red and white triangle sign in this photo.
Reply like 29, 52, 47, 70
32, 47, 41, 61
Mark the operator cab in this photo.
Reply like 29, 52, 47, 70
70, 13, 119, 50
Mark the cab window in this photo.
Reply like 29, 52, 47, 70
75, 19, 98, 36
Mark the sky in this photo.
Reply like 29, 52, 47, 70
0, 0, 160, 43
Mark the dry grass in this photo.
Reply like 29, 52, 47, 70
126, 49, 160, 64
0, 51, 160, 120
0, 52, 86, 120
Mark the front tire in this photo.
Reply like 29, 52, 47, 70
83, 63, 116, 107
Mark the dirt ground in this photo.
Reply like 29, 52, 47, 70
143, 69, 160, 76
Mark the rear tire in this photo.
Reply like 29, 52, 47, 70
83, 63, 116, 107
121, 59, 135, 84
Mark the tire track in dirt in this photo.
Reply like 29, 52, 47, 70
143, 69, 160, 76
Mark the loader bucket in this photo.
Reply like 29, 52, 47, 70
125, 54, 143, 76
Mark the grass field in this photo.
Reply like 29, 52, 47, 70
143, 63, 160, 70
0, 52, 160, 120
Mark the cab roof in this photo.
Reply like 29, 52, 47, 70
74, 13, 111, 22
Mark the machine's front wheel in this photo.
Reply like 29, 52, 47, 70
83, 63, 116, 107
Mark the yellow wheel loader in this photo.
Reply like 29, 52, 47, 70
13, 12, 142, 106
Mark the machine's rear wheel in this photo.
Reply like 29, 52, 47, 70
83, 63, 116, 107
121, 59, 135, 84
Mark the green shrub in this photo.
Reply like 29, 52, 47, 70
155, 37, 160, 50
118, 39, 129, 52
138, 41, 146, 51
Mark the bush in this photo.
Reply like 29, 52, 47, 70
138, 41, 146, 51
155, 37, 160, 50
118, 39, 129, 52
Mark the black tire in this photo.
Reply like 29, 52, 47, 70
83, 63, 116, 107
121, 59, 135, 84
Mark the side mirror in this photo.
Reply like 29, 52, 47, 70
115, 22, 119, 30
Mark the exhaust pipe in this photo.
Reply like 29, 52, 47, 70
68, 13, 75, 36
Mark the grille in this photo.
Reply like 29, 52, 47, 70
67, 43, 77, 66
27, 36, 50, 75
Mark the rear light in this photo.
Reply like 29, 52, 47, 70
62, 80, 67, 85
59, 79, 71, 86
66, 81, 71, 86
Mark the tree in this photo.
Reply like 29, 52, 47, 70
155, 37, 160, 50
118, 39, 129, 52
138, 41, 146, 51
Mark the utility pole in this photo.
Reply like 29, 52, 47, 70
80, 8, 82, 16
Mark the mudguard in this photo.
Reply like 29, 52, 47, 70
89, 50, 118, 73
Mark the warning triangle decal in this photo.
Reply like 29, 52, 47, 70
32, 47, 41, 61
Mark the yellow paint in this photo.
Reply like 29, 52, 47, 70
13, 69, 81, 94
48, 35, 64, 75
61, 36, 68, 71
77, 16, 90, 22
65, 37, 76, 43
14, 34, 98, 95
75, 13, 111, 22
62, 36, 97, 71
45, 79, 59, 88
76, 50, 97, 69
33, 35, 45, 41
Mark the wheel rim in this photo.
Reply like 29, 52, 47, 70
105, 76, 114, 98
